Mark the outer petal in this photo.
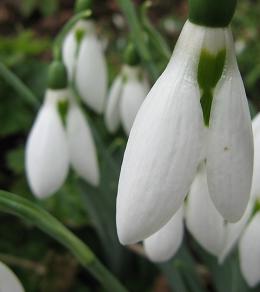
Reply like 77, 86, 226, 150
25, 90, 69, 198
62, 30, 77, 80
251, 113, 260, 199
67, 102, 100, 186
0, 261, 24, 292
104, 76, 123, 133
239, 213, 260, 287
186, 164, 226, 257
116, 21, 205, 244
120, 67, 150, 135
207, 29, 254, 222
75, 22, 107, 114
144, 207, 184, 262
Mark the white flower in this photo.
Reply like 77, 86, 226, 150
25, 89, 69, 199
67, 97, 100, 186
105, 65, 149, 135
186, 163, 253, 263
63, 20, 107, 114
0, 261, 24, 292
26, 89, 100, 198
116, 20, 253, 245
239, 213, 260, 287
144, 206, 184, 262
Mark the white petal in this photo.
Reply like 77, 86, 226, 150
25, 90, 69, 198
62, 30, 77, 80
116, 21, 205, 244
104, 76, 123, 133
120, 68, 149, 135
207, 29, 254, 222
251, 113, 260, 199
0, 262, 24, 292
219, 195, 254, 263
239, 213, 260, 287
144, 207, 184, 262
186, 164, 226, 257
75, 23, 107, 114
67, 102, 99, 186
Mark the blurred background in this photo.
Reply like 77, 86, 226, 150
0, 0, 259, 291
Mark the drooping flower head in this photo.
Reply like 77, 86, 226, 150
105, 44, 149, 135
63, 0, 107, 114
26, 60, 100, 199
26, 62, 70, 198
116, 0, 253, 245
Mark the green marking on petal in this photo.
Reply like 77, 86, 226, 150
75, 28, 85, 46
198, 48, 226, 126
57, 99, 69, 126
253, 199, 260, 216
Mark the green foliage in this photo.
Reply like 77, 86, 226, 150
20, 0, 59, 17
0, 31, 50, 66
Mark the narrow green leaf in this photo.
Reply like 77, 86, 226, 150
0, 190, 128, 292
115, 0, 159, 80
0, 62, 39, 109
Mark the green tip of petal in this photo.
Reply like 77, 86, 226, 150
188, 0, 237, 27
47, 61, 68, 90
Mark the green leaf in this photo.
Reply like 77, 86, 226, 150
115, 0, 160, 80
0, 190, 128, 292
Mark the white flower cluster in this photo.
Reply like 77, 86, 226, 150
116, 20, 259, 288
26, 18, 147, 199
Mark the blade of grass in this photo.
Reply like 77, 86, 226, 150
0, 62, 40, 109
0, 190, 128, 292
115, 0, 159, 80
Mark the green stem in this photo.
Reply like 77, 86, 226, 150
115, 0, 159, 80
0, 62, 39, 109
53, 9, 92, 60
140, 1, 171, 61
0, 190, 128, 292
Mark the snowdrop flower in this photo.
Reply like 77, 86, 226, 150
116, 1, 253, 245
26, 61, 99, 198
105, 65, 149, 135
239, 213, 260, 287
26, 88, 70, 198
144, 206, 184, 263
186, 163, 254, 263
0, 261, 24, 292
67, 96, 100, 186
63, 19, 107, 113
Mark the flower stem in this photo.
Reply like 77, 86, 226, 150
140, 1, 171, 61
115, 0, 159, 80
0, 190, 128, 292
53, 9, 92, 61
